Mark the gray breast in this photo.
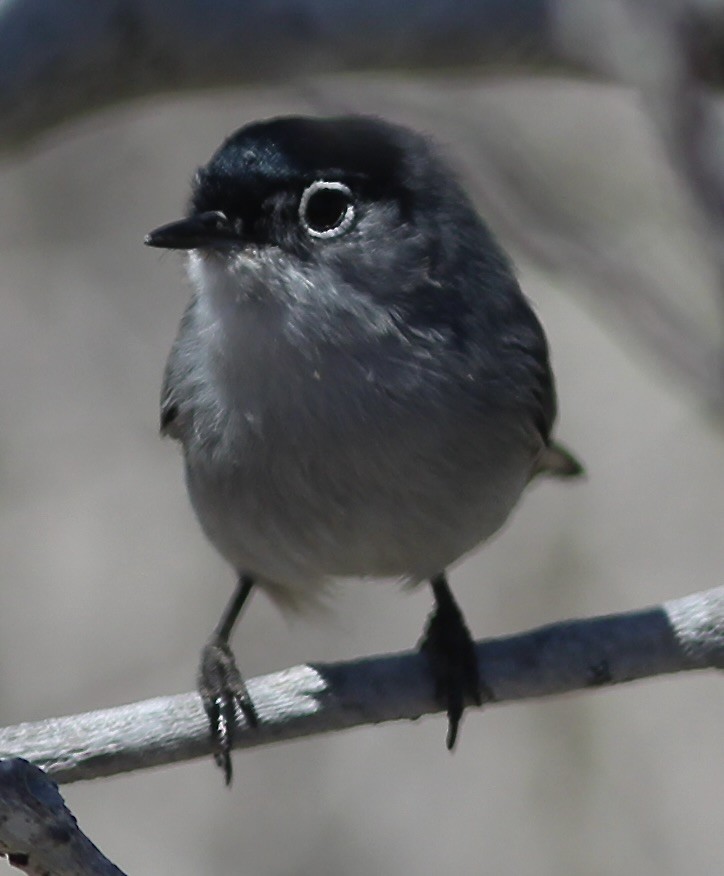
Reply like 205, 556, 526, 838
163, 256, 541, 601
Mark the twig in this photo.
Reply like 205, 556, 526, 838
0, 587, 721, 785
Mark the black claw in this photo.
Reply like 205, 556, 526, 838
205, 696, 232, 784
199, 637, 258, 785
420, 574, 485, 749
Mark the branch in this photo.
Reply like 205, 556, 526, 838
6, 0, 724, 150
555, 0, 724, 396
616, 2, 724, 348
0, 591, 721, 876
0, 587, 721, 784
0, 760, 126, 876
0, 0, 555, 150
448, 112, 724, 411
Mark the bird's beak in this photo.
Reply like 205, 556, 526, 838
144, 211, 239, 250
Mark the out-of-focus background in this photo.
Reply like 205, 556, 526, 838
1, 4, 724, 875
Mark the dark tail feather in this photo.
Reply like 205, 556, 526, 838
536, 442, 585, 479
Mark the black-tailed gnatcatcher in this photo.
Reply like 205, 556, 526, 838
145, 115, 582, 783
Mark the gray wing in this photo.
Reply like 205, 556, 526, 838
160, 366, 181, 439
507, 296, 584, 480
160, 295, 199, 441
528, 341, 583, 479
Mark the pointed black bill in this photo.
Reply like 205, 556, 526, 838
144, 210, 239, 250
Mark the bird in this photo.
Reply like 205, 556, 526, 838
145, 115, 582, 784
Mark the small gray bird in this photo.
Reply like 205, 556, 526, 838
145, 115, 581, 783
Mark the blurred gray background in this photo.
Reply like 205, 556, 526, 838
1, 75, 723, 875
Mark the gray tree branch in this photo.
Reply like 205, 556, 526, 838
0, 587, 721, 785
0, 759, 126, 876
556, 0, 724, 400
450, 111, 724, 410
0, 0, 555, 150
3, 0, 724, 151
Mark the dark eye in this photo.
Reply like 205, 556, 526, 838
299, 181, 355, 239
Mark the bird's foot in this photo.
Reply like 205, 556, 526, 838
420, 589, 484, 750
198, 637, 258, 785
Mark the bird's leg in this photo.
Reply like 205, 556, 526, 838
420, 573, 483, 750
199, 573, 257, 785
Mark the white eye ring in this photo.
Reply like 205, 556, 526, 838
299, 181, 356, 239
